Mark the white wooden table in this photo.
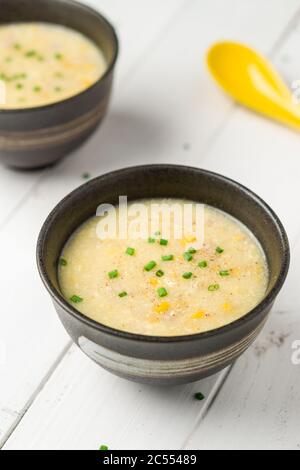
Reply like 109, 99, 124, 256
1, 0, 300, 450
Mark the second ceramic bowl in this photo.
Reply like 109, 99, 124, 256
0, 0, 118, 169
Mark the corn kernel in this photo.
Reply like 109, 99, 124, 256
185, 235, 196, 243
222, 302, 232, 311
149, 278, 158, 286
154, 301, 170, 313
191, 310, 205, 319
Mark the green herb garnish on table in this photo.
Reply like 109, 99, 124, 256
126, 247, 135, 256
194, 392, 205, 401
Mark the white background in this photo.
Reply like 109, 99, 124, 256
1, 0, 300, 450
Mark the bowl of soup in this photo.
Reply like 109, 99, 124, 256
0, 0, 118, 169
37, 165, 290, 385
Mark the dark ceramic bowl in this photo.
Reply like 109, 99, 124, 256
37, 165, 290, 385
0, 0, 118, 169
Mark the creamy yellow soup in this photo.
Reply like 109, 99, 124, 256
59, 199, 268, 336
0, 23, 107, 109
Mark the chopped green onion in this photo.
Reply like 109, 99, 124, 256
144, 261, 156, 271
59, 257, 67, 266
157, 287, 168, 297
208, 284, 220, 291
198, 260, 208, 268
14, 43, 21, 50
16, 83, 23, 90
37, 55, 44, 62
194, 392, 205, 401
126, 247, 135, 256
148, 237, 155, 243
108, 269, 118, 279
25, 50, 37, 57
70, 295, 83, 303
154, 231, 161, 236
219, 270, 230, 276
54, 52, 63, 60
182, 272, 193, 279
183, 252, 193, 262
12, 73, 27, 80
118, 291, 128, 298
159, 239, 168, 246
5, 57, 12, 63
33, 85, 41, 92
187, 247, 197, 254
54, 86, 62, 92
156, 269, 164, 277
99, 445, 108, 451
161, 255, 174, 261
216, 246, 224, 254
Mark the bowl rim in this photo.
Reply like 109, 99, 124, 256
37, 164, 290, 343
0, 0, 119, 114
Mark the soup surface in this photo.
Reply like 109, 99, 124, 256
0, 23, 107, 109
59, 199, 268, 336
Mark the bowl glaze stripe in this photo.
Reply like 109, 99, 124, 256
78, 319, 266, 380
0, 96, 109, 151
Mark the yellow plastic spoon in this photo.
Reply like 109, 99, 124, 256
206, 41, 300, 131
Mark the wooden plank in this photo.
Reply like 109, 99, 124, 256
2, 0, 300, 450
184, 309, 300, 450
